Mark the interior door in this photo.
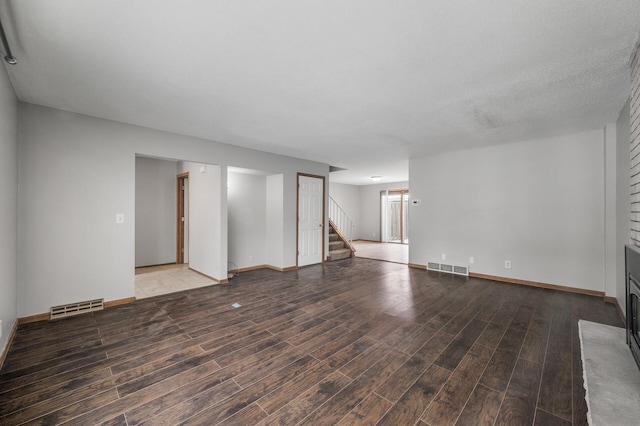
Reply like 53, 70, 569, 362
298, 174, 324, 266
177, 172, 189, 264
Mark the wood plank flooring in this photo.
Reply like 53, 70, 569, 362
0, 258, 623, 425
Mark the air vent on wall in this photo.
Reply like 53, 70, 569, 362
427, 262, 469, 276
427, 262, 441, 270
50, 299, 104, 320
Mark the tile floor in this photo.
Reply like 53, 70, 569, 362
134, 264, 218, 299
352, 240, 409, 264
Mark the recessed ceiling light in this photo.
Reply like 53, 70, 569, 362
371, 176, 382, 182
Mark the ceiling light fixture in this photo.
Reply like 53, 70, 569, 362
0, 17, 16, 65
371, 176, 382, 182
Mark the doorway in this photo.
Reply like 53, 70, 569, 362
176, 172, 189, 264
297, 173, 325, 266
381, 189, 409, 244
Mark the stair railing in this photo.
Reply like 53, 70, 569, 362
328, 196, 356, 252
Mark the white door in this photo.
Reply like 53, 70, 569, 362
298, 175, 324, 266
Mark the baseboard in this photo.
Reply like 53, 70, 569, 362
260, 265, 297, 272
17, 296, 137, 325
187, 267, 227, 284
135, 262, 177, 269
18, 312, 50, 325
408, 263, 427, 270
469, 272, 604, 297
104, 297, 136, 309
409, 263, 605, 297
231, 264, 271, 273
604, 296, 626, 323
0, 319, 18, 370
215, 264, 298, 278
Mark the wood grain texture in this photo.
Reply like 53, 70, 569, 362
455, 384, 503, 426
494, 358, 543, 425
422, 343, 494, 425
479, 305, 535, 392
336, 392, 392, 426
377, 363, 450, 425
535, 408, 573, 426
0, 258, 624, 425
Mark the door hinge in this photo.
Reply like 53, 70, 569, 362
182, 217, 185, 222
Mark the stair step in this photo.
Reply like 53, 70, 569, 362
329, 248, 351, 261
329, 233, 339, 242
329, 240, 344, 250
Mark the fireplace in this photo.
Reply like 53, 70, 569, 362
626, 245, 640, 369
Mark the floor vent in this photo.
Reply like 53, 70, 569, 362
50, 299, 104, 320
427, 262, 469, 276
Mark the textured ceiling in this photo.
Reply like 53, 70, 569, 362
1, 0, 639, 185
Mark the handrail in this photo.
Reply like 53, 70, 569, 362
328, 196, 356, 252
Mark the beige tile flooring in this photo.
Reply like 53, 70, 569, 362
134, 263, 218, 299
352, 240, 409, 264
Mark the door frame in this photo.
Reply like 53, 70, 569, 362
176, 172, 189, 264
383, 189, 409, 245
296, 172, 326, 267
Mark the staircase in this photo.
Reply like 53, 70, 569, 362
328, 224, 353, 261
327, 196, 356, 261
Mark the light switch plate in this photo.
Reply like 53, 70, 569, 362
116, 213, 125, 224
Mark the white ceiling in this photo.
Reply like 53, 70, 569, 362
1, 1, 639, 185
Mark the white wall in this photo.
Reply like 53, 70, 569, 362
409, 130, 605, 292
358, 181, 409, 241
266, 174, 284, 268
617, 99, 631, 310
17, 103, 328, 317
328, 182, 361, 237
135, 156, 177, 267
605, 123, 617, 297
178, 162, 224, 280
228, 171, 267, 269
0, 64, 17, 357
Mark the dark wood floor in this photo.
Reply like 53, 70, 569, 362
0, 258, 623, 425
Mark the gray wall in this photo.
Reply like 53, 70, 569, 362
266, 174, 284, 268
329, 181, 410, 241
17, 103, 328, 317
328, 182, 361, 238
617, 99, 631, 310
228, 171, 267, 269
178, 161, 223, 280
358, 181, 409, 241
0, 64, 17, 356
135, 156, 177, 267
409, 130, 605, 292
605, 123, 617, 297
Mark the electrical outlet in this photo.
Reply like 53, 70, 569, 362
505, 260, 512, 269
373, 233, 376, 237
249, 255, 253, 262
441, 253, 447, 261
469, 257, 475, 264
0, 320, 3, 339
